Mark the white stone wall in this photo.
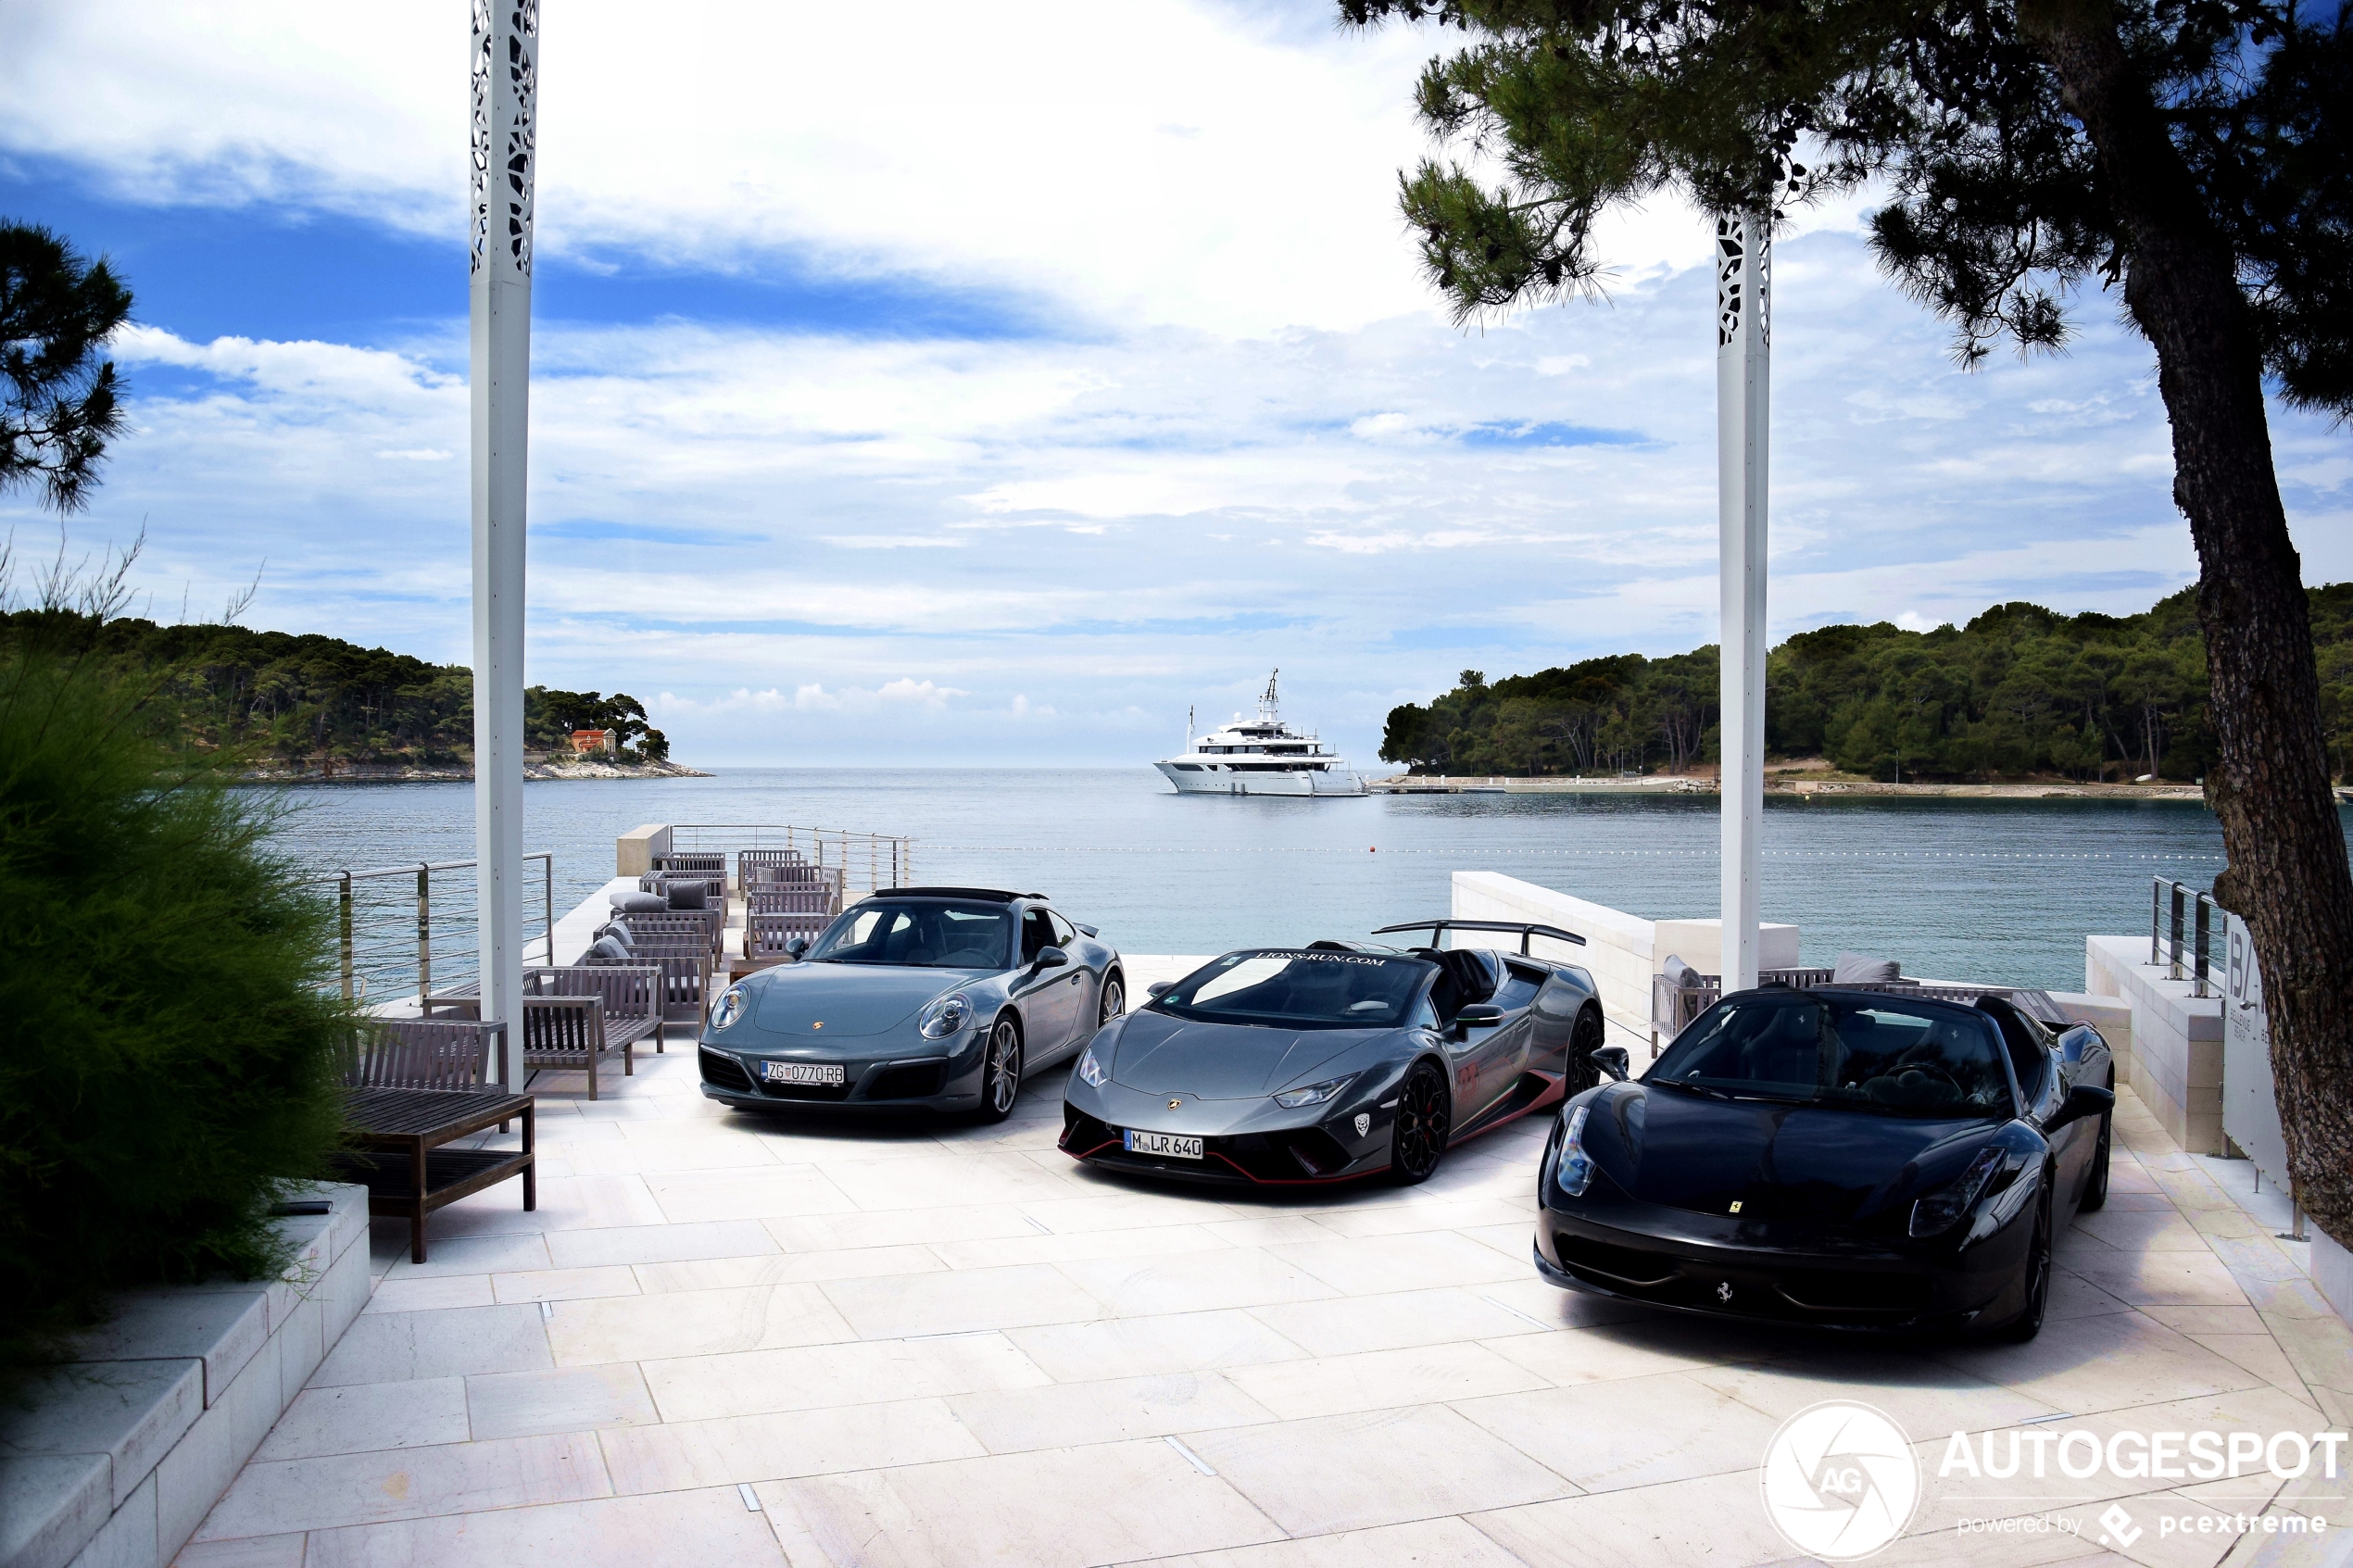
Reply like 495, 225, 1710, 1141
2085, 934, 2224, 1155
0, 1184, 371, 1568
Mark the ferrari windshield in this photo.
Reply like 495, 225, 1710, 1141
1151, 949, 1433, 1030
1652, 993, 2014, 1118
805, 900, 1013, 969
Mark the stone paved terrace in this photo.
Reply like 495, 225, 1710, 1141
176, 1019, 2352, 1567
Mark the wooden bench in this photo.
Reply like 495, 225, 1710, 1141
333, 1018, 535, 1265
530, 962, 665, 1053
519, 994, 628, 1099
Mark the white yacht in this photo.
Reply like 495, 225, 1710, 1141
1155, 671, 1367, 797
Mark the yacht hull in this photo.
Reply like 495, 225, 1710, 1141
1156, 762, 1366, 797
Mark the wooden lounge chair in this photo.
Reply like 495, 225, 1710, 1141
520, 993, 625, 1099
530, 962, 664, 1053
747, 909, 828, 961
333, 1017, 535, 1264
615, 909, 724, 965
589, 940, 709, 1029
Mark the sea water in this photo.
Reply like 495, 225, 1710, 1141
246, 767, 2305, 992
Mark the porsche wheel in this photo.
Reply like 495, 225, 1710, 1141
1389, 1060, 1449, 1185
980, 1017, 1023, 1123
1098, 973, 1125, 1030
2078, 1106, 2112, 1212
1995, 1184, 2053, 1343
1567, 1007, 1606, 1094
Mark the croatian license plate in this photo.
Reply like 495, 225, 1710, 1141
1124, 1129, 1202, 1160
761, 1060, 845, 1086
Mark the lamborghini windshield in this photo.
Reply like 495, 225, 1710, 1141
1151, 949, 1433, 1031
805, 900, 1013, 969
1651, 993, 2014, 1119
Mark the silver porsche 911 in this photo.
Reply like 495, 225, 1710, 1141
697, 887, 1125, 1121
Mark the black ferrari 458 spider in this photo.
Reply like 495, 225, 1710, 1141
1535, 985, 2115, 1340
1061, 920, 1607, 1187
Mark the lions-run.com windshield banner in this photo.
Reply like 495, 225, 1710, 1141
1759, 1400, 2344, 1562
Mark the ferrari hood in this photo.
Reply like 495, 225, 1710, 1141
1592, 1084, 1994, 1224
749, 964, 979, 1038
1105, 1009, 1368, 1099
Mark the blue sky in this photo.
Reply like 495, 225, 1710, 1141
2, 2, 2346, 767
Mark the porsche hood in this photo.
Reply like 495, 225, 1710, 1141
1097, 1009, 1374, 1099
749, 963, 981, 1038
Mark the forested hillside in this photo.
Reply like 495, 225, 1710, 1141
1381, 585, 2353, 782
0, 610, 670, 766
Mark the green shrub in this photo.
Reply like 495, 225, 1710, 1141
0, 640, 347, 1364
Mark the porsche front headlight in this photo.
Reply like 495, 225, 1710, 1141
1909, 1146, 2005, 1237
710, 985, 747, 1030
1273, 1073, 1354, 1110
1076, 1042, 1109, 1086
918, 991, 973, 1039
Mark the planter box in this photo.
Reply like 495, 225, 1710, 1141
0, 1183, 371, 1568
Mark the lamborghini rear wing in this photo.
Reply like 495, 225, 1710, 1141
1370, 919, 1586, 954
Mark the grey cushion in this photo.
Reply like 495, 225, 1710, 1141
665, 881, 709, 910
610, 890, 667, 914
586, 935, 632, 961
1662, 954, 1697, 988
1831, 951, 1901, 985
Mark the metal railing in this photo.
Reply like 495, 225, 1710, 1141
666, 823, 914, 892
320, 854, 555, 1004
2151, 875, 2219, 997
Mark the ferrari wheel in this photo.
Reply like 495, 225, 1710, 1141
1567, 1007, 1606, 1094
1995, 1184, 2053, 1342
1098, 973, 1125, 1030
1389, 1060, 1449, 1185
980, 1017, 1023, 1123
2078, 1106, 2112, 1211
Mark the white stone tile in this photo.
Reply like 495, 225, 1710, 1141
1225, 1341, 1548, 1420
1055, 1248, 1341, 1317
192, 1433, 610, 1538
1245, 1286, 1544, 1358
821, 1263, 1107, 1338
1931, 1311, 2264, 1414
632, 1245, 944, 1293
644, 1165, 862, 1224
1264, 1232, 1529, 1296
0, 1453, 108, 1568
466, 1363, 661, 1440
300, 1486, 786, 1568
544, 1220, 780, 1270
1005, 1310, 1312, 1383
490, 1265, 642, 1304
597, 1398, 984, 1492
760, 1204, 1035, 1253
1190, 1405, 1574, 1535
927, 1223, 1235, 1271
949, 1371, 1278, 1451
643, 1333, 1051, 1422
544, 1283, 854, 1364
172, 1530, 308, 1567
380, 1231, 552, 1280
255, 1376, 469, 1461
1136, 1515, 1532, 1568
755, 1436, 1284, 1567
1454, 1370, 1782, 1493
0, 1358, 202, 1508
359, 1273, 495, 1315
311, 1304, 552, 1386
1469, 1468, 1794, 1568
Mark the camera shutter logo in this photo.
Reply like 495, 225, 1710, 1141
1759, 1400, 1920, 1561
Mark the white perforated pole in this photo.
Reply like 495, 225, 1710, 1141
470, 0, 536, 1089
1715, 211, 1768, 994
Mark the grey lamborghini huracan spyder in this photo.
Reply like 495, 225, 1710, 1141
1060, 921, 1606, 1186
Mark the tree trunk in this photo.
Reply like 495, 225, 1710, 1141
2028, 1, 2353, 1237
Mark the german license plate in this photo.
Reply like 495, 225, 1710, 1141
1124, 1129, 1202, 1160
761, 1060, 845, 1086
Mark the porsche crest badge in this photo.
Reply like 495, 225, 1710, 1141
1168, 1098, 1182, 1110
812, 1022, 824, 1030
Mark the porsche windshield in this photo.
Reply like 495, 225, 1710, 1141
1151, 950, 1432, 1030
1651, 993, 2014, 1118
806, 900, 1013, 969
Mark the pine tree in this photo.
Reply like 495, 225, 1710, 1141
1, 222, 132, 513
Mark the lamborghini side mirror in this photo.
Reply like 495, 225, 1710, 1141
1147, 980, 1175, 997
1453, 1003, 1505, 1038
1591, 1046, 1630, 1083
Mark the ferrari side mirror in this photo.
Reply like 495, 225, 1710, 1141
1147, 979, 1175, 997
1035, 946, 1070, 970
1591, 1046, 1630, 1083
2046, 1082, 2114, 1135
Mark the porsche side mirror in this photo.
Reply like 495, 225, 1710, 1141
1453, 1003, 1505, 1037
786, 937, 810, 960
2046, 1082, 2115, 1135
1591, 1046, 1630, 1083
1147, 979, 1175, 997
1034, 946, 1070, 970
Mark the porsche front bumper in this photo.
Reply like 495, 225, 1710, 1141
697, 1030, 987, 1111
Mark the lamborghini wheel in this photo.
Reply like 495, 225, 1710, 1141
980, 1017, 1023, 1123
1567, 1007, 1606, 1094
1390, 1060, 1449, 1185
